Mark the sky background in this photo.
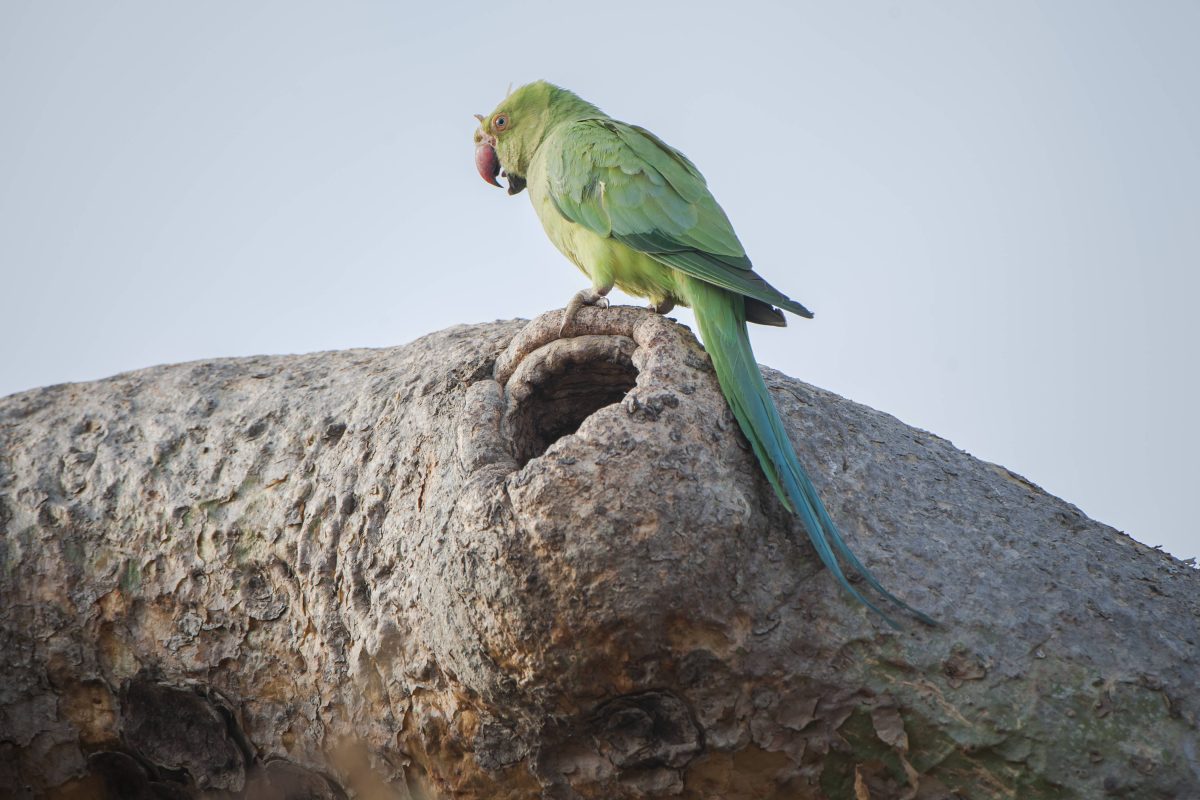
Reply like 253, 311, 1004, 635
1, 2, 1196, 561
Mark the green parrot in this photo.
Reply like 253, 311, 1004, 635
475, 81, 932, 627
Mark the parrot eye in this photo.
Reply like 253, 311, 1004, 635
493, 114, 509, 131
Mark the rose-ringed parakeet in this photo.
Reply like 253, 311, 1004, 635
474, 81, 932, 627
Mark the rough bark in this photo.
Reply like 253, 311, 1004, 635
0, 308, 1196, 800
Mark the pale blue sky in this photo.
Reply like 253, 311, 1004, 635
1, 2, 1196, 560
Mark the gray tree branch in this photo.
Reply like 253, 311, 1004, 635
1, 308, 1196, 799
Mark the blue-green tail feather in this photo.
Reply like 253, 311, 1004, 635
687, 280, 935, 628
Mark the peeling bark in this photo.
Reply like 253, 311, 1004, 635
1, 308, 1197, 799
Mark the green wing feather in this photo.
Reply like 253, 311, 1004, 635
547, 119, 813, 320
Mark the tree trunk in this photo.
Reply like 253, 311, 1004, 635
1, 308, 1196, 799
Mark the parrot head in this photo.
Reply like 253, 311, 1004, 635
473, 118, 524, 195
474, 81, 602, 196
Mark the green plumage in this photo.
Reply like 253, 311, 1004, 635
478, 81, 931, 626
541, 117, 813, 323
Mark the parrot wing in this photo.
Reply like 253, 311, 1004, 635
546, 119, 813, 320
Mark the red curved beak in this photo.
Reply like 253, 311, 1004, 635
474, 124, 502, 188
474, 115, 525, 194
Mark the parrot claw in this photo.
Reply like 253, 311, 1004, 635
560, 288, 611, 337
648, 299, 675, 315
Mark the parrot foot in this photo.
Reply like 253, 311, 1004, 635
648, 299, 675, 315
560, 288, 611, 336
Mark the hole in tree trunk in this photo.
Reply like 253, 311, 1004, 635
505, 335, 639, 468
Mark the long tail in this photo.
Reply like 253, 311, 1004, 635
687, 279, 935, 628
